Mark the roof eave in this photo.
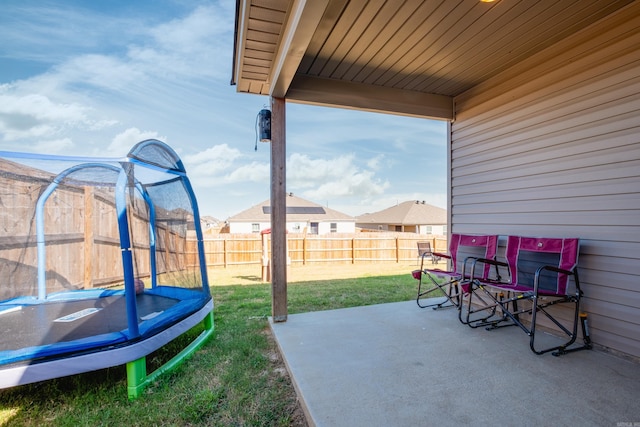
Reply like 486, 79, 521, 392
287, 75, 453, 120
269, 0, 330, 98
232, 0, 330, 97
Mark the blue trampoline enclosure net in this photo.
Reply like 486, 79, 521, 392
0, 139, 211, 365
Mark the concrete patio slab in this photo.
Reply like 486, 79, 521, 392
270, 299, 640, 427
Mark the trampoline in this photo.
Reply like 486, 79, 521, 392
0, 140, 214, 398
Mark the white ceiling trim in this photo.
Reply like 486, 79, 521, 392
233, 0, 251, 87
270, 0, 330, 98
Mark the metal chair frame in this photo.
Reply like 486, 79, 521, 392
414, 234, 498, 310
460, 236, 592, 356
416, 241, 440, 265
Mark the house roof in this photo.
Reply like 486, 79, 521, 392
228, 193, 354, 222
356, 200, 446, 226
232, 0, 632, 119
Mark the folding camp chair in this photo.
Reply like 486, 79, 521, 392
416, 241, 440, 265
457, 252, 510, 328
413, 234, 498, 309
461, 236, 592, 356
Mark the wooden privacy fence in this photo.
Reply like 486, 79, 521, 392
192, 233, 448, 268
0, 171, 191, 296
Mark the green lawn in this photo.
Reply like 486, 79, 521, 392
0, 273, 419, 426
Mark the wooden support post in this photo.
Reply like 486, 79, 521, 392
271, 97, 287, 322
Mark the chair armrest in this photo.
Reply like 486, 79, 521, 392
536, 265, 574, 276
472, 257, 508, 268
419, 251, 449, 269
533, 265, 577, 296
431, 252, 451, 260
466, 257, 507, 283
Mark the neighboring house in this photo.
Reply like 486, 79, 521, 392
227, 193, 355, 234
356, 200, 446, 234
187, 215, 220, 236
200, 215, 221, 235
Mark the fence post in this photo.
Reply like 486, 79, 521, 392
84, 186, 94, 288
261, 232, 270, 282
351, 237, 355, 264
223, 238, 227, 268
303, 235, 307, 265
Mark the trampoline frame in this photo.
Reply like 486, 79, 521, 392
0, 301, 213, 399
0, 140, 214, 399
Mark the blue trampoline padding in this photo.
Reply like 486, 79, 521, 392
1, 331, 130, 366
0, 300, 213, 389
2, 286, 204, 305
0, 287, 210, 366
135, 297, 209, 339
3, 289, 129, 305
146, 285, 206, 300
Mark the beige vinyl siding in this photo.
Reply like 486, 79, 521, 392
451, 4, 640, 358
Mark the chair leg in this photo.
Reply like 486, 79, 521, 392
530, 294, 593, 356
555, 312, 592, 355
458, 283, 512, 328
483, 294, 519, 330
417, 273, 460, 309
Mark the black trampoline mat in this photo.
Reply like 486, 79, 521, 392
0, 294, 179, 352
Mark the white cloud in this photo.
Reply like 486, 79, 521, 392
32, 137, 74, 154
303, 171, 389, 200
287, 153, 355, 187
391, 136, 409, 151
182, 144, 243, 182
366, 155, 384, 170
0, 4, 128, 65
128, 5, 233, 82
57, 54, 145, 92
151, 5, 231, 52
225, 161, 270, 183
188, 150, 392, 208
105, 128, 164, 156
288, 153, 389, 201
0, 89, 117, 149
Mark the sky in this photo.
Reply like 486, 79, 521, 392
0, 0, 447, 220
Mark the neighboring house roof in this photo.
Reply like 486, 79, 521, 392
201, 215, 219, 224
228, 193, 354, 222
356, 201, 446, 225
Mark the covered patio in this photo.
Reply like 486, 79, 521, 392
270, 299, 640, 426
232, 1, 640, 415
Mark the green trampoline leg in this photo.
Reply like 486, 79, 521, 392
127, 357, 148, 399
125, 310, 215, 400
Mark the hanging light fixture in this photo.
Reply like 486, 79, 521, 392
254, 107, 272, 151
258, 108, 271, 142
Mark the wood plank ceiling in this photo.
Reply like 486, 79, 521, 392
233, 0, 634, 119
